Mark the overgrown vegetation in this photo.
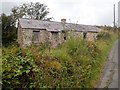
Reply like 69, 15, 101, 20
2, 29, 118, 89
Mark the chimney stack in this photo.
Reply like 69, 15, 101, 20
61, 19, 66, 24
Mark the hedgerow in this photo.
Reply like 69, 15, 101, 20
2, 46, 40, 88
2, 30, 118, 89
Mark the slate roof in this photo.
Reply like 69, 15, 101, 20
19, 18, 101, 32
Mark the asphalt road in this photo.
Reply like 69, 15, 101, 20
98, 40, 119, 89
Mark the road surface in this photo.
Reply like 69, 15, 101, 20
98, 40, 119, 89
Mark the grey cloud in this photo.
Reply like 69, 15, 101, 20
1, 2, 25, 15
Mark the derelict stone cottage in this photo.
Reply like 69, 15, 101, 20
18, 18, 101, 47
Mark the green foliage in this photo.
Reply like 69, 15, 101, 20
11, 2, 52, 21
2, 46, 40, 89
52, 49, 70, 61
1, 13, 17, 46
97, 31, 111, 40
46, 36, 102, 88
2, 30, 118, 88
118, 27, 120, 37
0, 48, 1, 88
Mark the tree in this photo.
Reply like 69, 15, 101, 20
1, 13, 17, 46
11, 2, 52, 21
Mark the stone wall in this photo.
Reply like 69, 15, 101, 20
22, 29, 33, 47
18, 28, 50, 47
74, 31, 83, 39
48, 31, 70, 48
86, 32, 97, 41
49, 32, 61, 48
63, 31, 97, 41
38, 30, 48, 43
18, 27, 99, 48
18, 25, 23, 46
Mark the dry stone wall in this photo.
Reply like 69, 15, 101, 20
18, 28, 99, 48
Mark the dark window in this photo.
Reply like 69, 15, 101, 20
83, 32, 87, 39
33, 31, 40, 43
52, 32, 58, 38
64, 36, 66, 40
63, 33, 67, 40
62, 31, 67, 40
51, 32, 58, 42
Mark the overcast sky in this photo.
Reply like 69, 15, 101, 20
0, 0, 119, 26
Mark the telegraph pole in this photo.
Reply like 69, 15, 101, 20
114, 4, 116, 28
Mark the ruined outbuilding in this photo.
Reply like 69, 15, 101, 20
18, 18, 101, 47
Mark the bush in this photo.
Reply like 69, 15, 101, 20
97, 31, 111, 40
64, 36, 87, 56
52, 49, 70, 62
2, 47, 40, 89
45, 36, 102, 88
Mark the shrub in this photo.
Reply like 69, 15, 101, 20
97, 31, 111, 40
2, 47, 40, 89
52, 49, 71, 62
64, 36, 87, 56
